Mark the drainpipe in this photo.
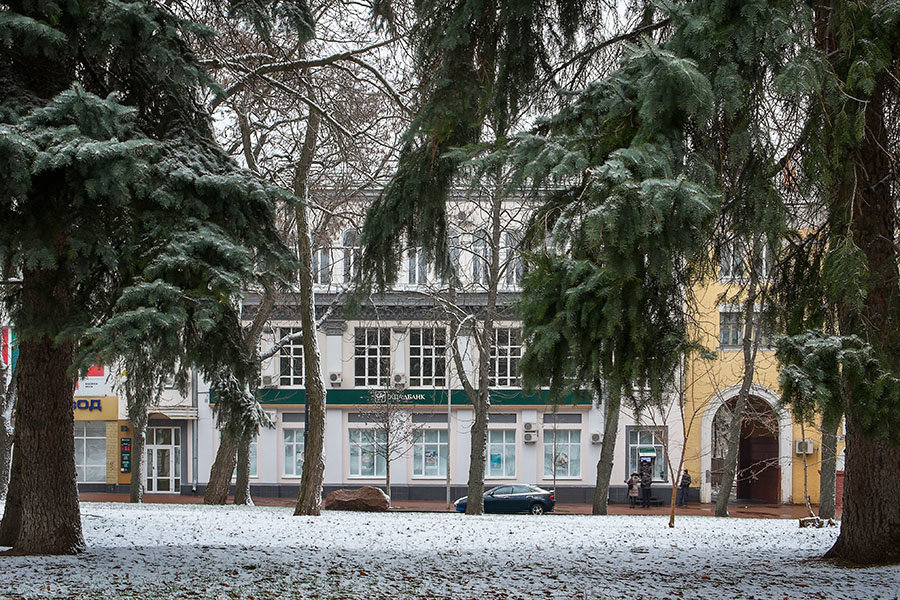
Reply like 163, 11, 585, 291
191, 365, 199, 493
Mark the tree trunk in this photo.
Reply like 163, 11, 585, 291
0, 265, 83, 555
825, 73, 900, 564
592, 383, 620, 515
129, 417, 147, 503
205, 431, 238, 505
0, 422, 22, 546
385, 455, 391, 505
233, 433, 253, 506
466, 393, 489, 515
293, 107, 327, 517
818, 411, 840, 521
0, 374, 15, 503
716, 251, 760, 517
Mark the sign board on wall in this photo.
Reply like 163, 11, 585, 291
120, 438, 132, 473
72, 396, 118, 420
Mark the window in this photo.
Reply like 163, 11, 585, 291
505, 230, 523, 287
473, 229, 491, 285
349, 428, 386, 477
412, 429, 448, 477
720, 239, 746, 279
486, 429, 516, 478
343, 230, 360, 282
543, 429, 581, 478
354, 328, 391, 387
283, 429, 304, 477
227, 434, 258, 479
719, 312, 742, 347
449, 229, 462, 277
627, 427, 667, 482
408, 247, 428, 285
278, 327, 304, 386
719, 311, 772, 348
74, 421, 106, 483
312, 248, 331, 285
409, 327, 446, 387
489, 327, 521, 387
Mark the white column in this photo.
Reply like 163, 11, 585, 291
521, 409, 539, 484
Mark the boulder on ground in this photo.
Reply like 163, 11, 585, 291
323, 486, 390, 512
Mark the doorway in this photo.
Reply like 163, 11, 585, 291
146, 426, 181, 493
711, 396, 780, 503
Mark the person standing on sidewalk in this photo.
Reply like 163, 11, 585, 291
677, 469, 692, 506
640, 468, 652, 508
626, 473, 641, 508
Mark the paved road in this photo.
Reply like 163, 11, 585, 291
79, 492, 838, 519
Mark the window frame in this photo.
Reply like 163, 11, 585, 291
282, 427, 305, 478
489, 327, 522, 388
626, 426, 668, 483
485, 428, 517, 479
411, 428, 449, 479
408, 327, 447, 388
74, 421, 107, 483
354, 327, 392, 388
348, 428, 387, 478
278, 327, 305, 386
542, 428, 582, 480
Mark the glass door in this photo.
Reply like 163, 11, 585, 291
146, 426, 181, 493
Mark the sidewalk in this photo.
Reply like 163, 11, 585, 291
79, 492, 838, 519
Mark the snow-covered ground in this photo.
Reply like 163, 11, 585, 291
1, 503, 898, 599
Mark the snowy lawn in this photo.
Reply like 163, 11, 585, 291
1, 503, 898, 599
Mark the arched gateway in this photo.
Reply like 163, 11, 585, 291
699, 384, 793, 504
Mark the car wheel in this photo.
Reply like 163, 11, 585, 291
529, 503, 545, 515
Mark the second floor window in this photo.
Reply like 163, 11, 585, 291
312, 248, 331, 285
343, 230, 360, 283
473, 230, 491, 286
279, 328, 304, 386
505, 230, 523, 287
354, 327, 391, 387
719, 311, 772, 348
408, 247, 428, 285
490, 327, 521, 387
409, 327, 446, 387
720, 239, 746, 280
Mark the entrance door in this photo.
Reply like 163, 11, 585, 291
146, 426, 181, 493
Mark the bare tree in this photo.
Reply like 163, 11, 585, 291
352, 389, 417, 502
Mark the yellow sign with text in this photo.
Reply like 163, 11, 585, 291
72, 396, 118, 421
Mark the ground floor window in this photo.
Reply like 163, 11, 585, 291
413, 429, 448, 477
486, 429, 516, 478
74, 421, 106, 483
627, 427, 667, 482
283, 429, 304, 477
543, 429, 581, 478
349, 428, 386, 477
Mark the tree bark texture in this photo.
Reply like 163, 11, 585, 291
715, 253, 760, 517
465, 185, 502, 515
129, 418, 147, 504
818, 412, 840, 521
293, 108, 327, 517
0, 265, 84, 555
825, 72, 900, 564
0, 374, 15, 503
233, 432, 253, 506
592, 384, 620, 515
204, 431, 238, 505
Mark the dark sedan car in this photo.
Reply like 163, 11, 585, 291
454, 484, 555, 515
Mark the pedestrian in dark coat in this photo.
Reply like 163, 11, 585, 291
626, 473, 641, 508
640, 470, 652, 508
677, 469, 692, 506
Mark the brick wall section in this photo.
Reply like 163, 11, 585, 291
105, 421, 119, 484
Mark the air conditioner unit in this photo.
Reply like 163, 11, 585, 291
393, 373, 407, 387
591, 432, 602, 444
261, 375, 275, 388
795, 439, 815, 455
523, 432, 538, 443
329, 372, 343, 386
524, 422, 538, 432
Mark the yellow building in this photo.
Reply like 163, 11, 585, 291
681, 256, 844, 506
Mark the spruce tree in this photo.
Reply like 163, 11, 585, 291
0, 2, 290, 554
